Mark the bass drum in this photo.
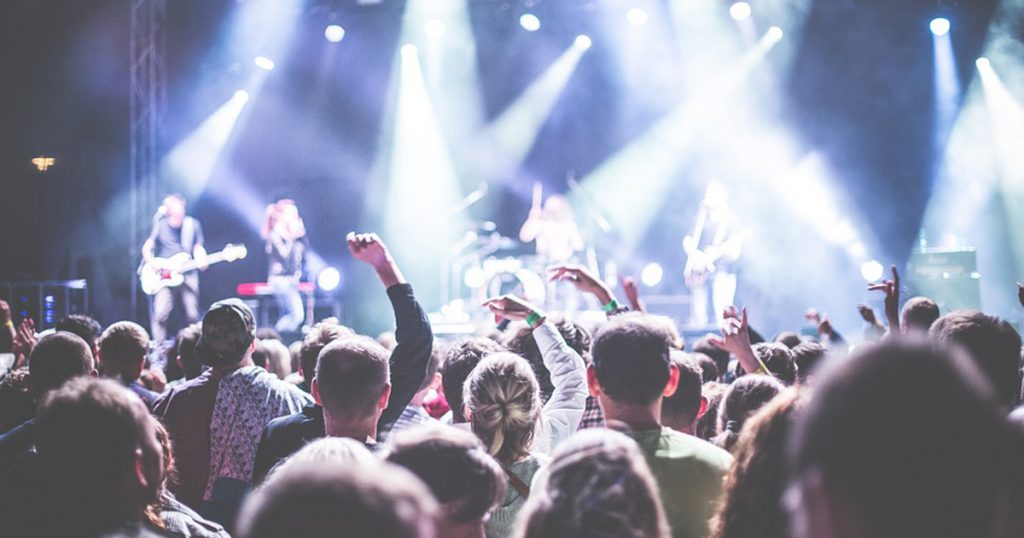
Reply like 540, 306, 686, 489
486, 266, 546, 307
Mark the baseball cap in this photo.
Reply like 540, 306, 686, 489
195, 298, 256, 368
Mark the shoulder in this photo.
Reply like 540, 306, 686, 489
153, 373, 216, 415
659, 428, 734, 469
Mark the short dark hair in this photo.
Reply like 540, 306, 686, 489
314, 336, 390, 420
238, 461, 438, 538
55, 314, 103, 353
415, 344, 443, 393
506, 316, 591, 403
591, 316, 673, 406
172, 323, 204, 380
696, 381, 727, 441
790, 340, 1022, 538
714, 374, 784, 452
256, 327, 283, 342
930, 310, 1023, 409
692, 335, 729, 380
299, 321, 354, 389
385, 426, 505, 524
662, 351, 704, 427
791, 342, 827, 383
691, 352, 720, 384
773, 331, 802, 349
900, 296, 940, 334
752, 343, 796, 385
441, 337, 506, 423
99, 321, 150, 384
29, 332, 95, 395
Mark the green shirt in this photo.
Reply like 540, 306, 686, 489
625, 427, 733, 538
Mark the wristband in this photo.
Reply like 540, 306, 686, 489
602, 299, 620, 314
3, 320, 12, 330
525, 311, 544, 328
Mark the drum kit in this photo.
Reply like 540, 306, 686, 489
444, 221, 548, 312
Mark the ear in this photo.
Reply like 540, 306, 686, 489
428, 372, 442, 392
132, 448, 150, 490
378, 383, 392, 410
662, 363, 680, 398
311, 377, 323, 406
586, 364, 602, 398
462, 404, 472, 421
695, 396, 709, 421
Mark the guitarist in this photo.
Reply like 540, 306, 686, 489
143, 193, 207, 347
684, 181, 742, 328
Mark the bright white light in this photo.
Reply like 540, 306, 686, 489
254, 56, 275, 71
464, 266, 486, 289
401, 43, 418, 59
767, 26, 784, 42
317, 267, 341, 291
641, 263, 664, 287
626, 8, 649, 26
574, 34, 592, 50
976, 57, 990, 70
520, 13, 541, 32
324, 24, 345, 43
929, 17, 950, 36
424, 19, 446, 38
730, 2, 752, 21
860, 260, 884, 282
233, 90, 250, 103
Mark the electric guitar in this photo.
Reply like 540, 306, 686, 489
140, 244, 248, 295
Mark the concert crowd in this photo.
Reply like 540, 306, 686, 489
1, 230, 1023, 538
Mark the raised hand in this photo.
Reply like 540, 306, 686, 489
12, 318, 36, 368
867, 265, 900, 332
347, 232, 404, 288
707, 306, 768, 376
857, 304, 879, 324
482, 295, 544, 326
548, 264, 614, 306
620, 275, 644, 312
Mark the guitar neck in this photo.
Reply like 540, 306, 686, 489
178, 252, 231, 272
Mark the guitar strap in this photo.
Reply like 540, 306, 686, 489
503, 466, 530, 500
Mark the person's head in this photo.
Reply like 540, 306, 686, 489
711, 389, 804, 538
238, 460, 439, 538
299, 320, 354, 392
413, 344, 444, 400
513, 429, 670, 538
692, 336, 730, 382
35, 378, 163, 531
752, 343, 797, 385
29, 331, 96, 397
99, 321, 150, 385
696, 381, 728, 441
714, 374, 784, 453
55, 314, 103, 358
773, 332, 802, 349
900, 296, 940, 335
163, 193, 186, 224
257, 338, 291, 380
265, 437, 376, 483
313, 336, 391, 436
542, 195, 573, 221
662, 352, 707, 435
787, 340, 1024, 538
0, 368, 35, 432
692, 352, 720, 384
173, 323, 204, 380
589, 316, 679, 421
930, 310, 1022, 409
464, 353, 541, 464
506, 316, 591, 403
442, 337, 507, 423
386, 426, 505, 538
791, 342, 827, 384
195, 298, 257, 370
255, 327, 282, 343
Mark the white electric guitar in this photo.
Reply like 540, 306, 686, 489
140, 244, 248, 295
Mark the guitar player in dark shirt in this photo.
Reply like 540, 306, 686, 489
142, 193, 208, 348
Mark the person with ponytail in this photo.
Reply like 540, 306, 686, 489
712, 375, 783, 453
468, 295, 589, 537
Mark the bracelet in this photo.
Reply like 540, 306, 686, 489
3, 320, 12, 330
525, 311, 544, 328
602, 299, 620, 314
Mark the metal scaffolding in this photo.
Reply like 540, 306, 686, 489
129, 0, 166, 320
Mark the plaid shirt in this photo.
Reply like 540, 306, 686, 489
578, 395, 606, 429
380, 404, 436, 441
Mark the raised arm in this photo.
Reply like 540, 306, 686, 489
707, 306, 770, 376
347, 232, 432, 430
548, 264, 627, 316
867, 265, 901, 336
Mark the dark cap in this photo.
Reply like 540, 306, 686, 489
196, 298, 256, 368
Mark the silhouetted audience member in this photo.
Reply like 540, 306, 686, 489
900, 296, 940, 335
0, 368, 34, 434
791, 342, 827, 384
237, 460, 439, 538
589, 315, 732, 538
696, 381, 728, 441
751, 343, 796, 385
713, 374, 784, 453
167, 322, 203, 386
787, 341, 1024, 538
99, 321, 160, 408
55, 313, 103, 360
773, 331, 802, 349
442, 337, 507, 424
692, 336, 730, 382
513, 429, 670, 538
386, 426, 506, 538
930, 310, 1022, 410
691, 352, 720, 384
662, 352, 707, 436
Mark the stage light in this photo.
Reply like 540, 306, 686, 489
464, 266, 486, 289
233, 89, 250, 103
520, 13, 541, 32
254, 56, 275, 71
767, 26, 784, 42
424, 19, 446, 38
641, 263, 664, 287
324, 24, 345, 43
317, 267, 341, 291
929, 17, 950, 36
574, 34, 592, 50
976, 57, 990, 70
32, 156, 55, 171
401, 43, 418, 59
730, 2, 752, 21
860, 260, 884, 282
626, 8, 649, 26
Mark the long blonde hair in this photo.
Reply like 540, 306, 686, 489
464, 353, 541, 464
